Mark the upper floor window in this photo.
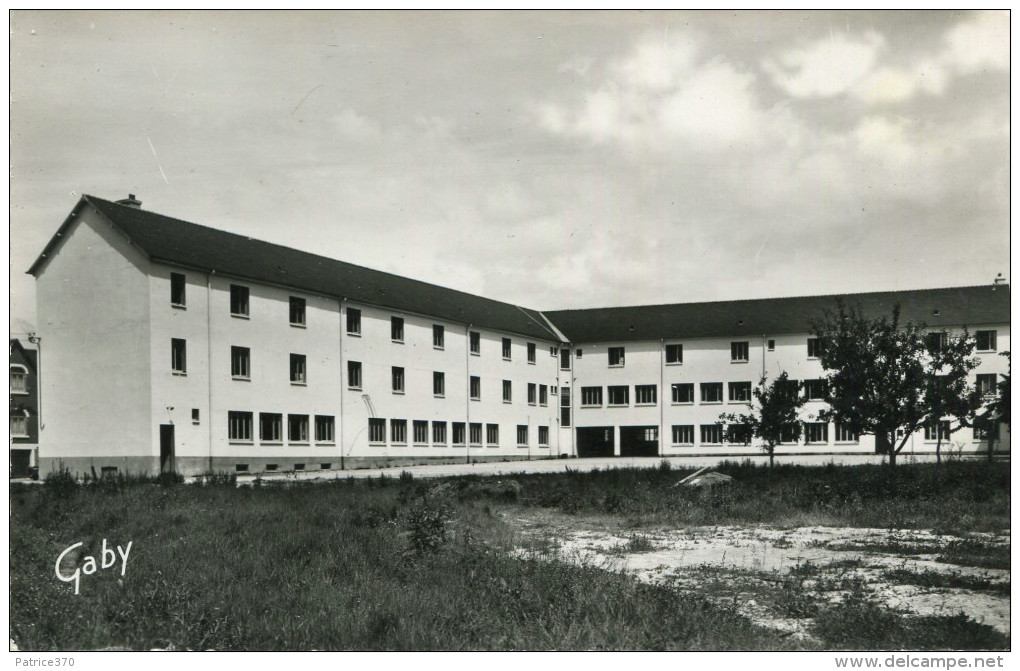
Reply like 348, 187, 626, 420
290, 354, 307, 385
560, 348, 571, 370
976, 330, 997, 352
347, 361, 362, 390
806, 338, 824, 359
666, 344, 683, 364
230, 284, 249, 317
528, 383, 537, 405
581, 386, 603, 407
731, 341, 749, 363
976, 373, 998, 398
671, 383, 694, 404
289, 297, 306, 327
608, 347, 625, 367
502, 379, 512, 403
170, 272, 186, 307
470, 331, 481, 355
171, 338, 187, 375
392, 366, 405, 393
346, 308, 361, 335
607, 385, 629, 406
728, 381, 752, 403
502, 338, 512, 360
803, 379, 827, 401
539, 384, 548, 406
527, 342, 536, 364
10, 410, 29, 437
470, 375, 481, 400
701, 382, 724, 404
433, 371, 445, 397
231, 346, 251, 379
9, 365, 27, 394
926, 332, 946, 353
635, 384, 657, 405
391, 316, 404, 343
433, 324, 445, 349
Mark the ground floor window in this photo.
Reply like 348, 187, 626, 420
804, 422, 828, 444
433, 421, 447, 445
368, 418, 386, 444
228, 411, 253, 442
671, 425, 694, 445
486, 423, 499, 446
260, 413, 282, 442
414, 420, 429, 445
391, 419, 407, 444
700, 424, 723, 445
517, 425, 528, 446
538, 426, 549, 446
315, 416, 335, 443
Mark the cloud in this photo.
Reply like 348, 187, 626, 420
944, 10, 1009, 73
538, 32, 786, 152
856, 62, 947, 104
762, 31, 885, 98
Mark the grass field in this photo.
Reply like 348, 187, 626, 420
9, 460, 1010, 651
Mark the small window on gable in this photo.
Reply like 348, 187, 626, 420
192, 408, 200, 424
170, 272, 186, 307
767, 339, 775, 351
731, 341, 749, 362
807, 338, 824, 359
433, 324, 445, 349
665, 344, 682, 364
289, 297, 306, 326
608, 347, 625, 367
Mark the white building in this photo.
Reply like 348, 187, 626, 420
29, 195, 1010, 476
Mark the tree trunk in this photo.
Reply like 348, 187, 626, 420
888, 445, 897, 469
935, 434, 942, 465
769, 449, 774, 468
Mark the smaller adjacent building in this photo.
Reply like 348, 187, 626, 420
10, 339, 39, 477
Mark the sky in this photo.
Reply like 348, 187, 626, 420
8, 10, 1011, 334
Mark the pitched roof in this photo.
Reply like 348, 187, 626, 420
544, 285, 1011, 343
30, 196, 559, 341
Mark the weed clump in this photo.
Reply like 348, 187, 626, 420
43, 467, 78, 498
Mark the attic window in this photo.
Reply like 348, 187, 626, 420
933, 309, 941, 316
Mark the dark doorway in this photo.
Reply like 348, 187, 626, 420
620, 426, 659, 457
160, 424, 176, 473
577, 427, 614, 458
10, 450, 31, 478
874, 433, 891, 454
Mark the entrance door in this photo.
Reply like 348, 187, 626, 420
10, 450, 31, 478
159, 424, 176, 473
577, 427, 614, 458
620, 426, 659, 457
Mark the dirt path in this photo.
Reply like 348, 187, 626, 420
509, 514, 1010, 640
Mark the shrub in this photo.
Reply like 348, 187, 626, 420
154, 471, 185, 486
43, 467, 78, 498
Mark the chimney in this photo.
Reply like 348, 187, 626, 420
116, 194, 142, 208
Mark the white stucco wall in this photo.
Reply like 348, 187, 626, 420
34, 206, 153, 472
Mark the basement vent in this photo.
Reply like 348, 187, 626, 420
320, 463, 332, 470
294, 463, 305, 471
235, 464, 249, 473
266, 464, 278, 472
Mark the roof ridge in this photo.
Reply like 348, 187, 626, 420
544, 284, 1007, 314
84, 194, 544, 315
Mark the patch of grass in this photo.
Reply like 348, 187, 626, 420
882, 568, 1010, 596
514, 461, 1009, 533
937, 539, 1011, 570
813, 591, 1008, 650
11, 477, 801, 651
